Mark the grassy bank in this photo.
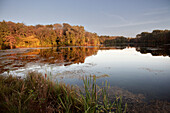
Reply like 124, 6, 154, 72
0, 73, 126, 113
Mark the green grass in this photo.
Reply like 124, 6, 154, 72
0, 72, 127, 113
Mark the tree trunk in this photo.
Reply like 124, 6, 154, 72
10, 41, 13, 49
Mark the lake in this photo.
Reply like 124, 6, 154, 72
0, 45, 170, 102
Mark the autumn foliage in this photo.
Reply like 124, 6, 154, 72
1, 20, 170, 49
0, 21, 99, 49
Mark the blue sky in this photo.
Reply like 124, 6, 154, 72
0, 0, 170, 37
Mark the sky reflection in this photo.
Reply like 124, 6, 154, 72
1, 47, 170, 100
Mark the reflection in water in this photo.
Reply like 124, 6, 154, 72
0, 47, 98, 74
104, 44, 170, 56
136, 45, 170, 57
0, 45, 170, 76
0, 45, 169, 75
0, 45, 170, 102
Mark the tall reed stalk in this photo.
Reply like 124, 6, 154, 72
0, 73, 127, 113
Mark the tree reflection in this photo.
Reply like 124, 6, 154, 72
0, 45, 169, 74
136, 45, 170, 57
0, 47, 99, 74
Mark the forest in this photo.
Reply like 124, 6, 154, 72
0, 20, 170, 49
100, 30, 170, 45
134, 30, 170, 44
99, 36, 129, 45
0, 20, 99, 49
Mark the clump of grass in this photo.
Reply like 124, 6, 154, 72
0, 73, 127, 113
79, 76, 127, 113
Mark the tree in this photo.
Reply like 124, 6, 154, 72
4, 35, 16, 49
0, 21, 101, 49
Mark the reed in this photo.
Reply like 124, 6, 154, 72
0, 73, 126, 113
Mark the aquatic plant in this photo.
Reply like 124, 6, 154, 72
0, 72, 126, 113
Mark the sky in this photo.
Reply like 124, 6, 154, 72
0, 0, 170, 37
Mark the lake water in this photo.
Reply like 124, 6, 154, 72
0, 45, 170, 102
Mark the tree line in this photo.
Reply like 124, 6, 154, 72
99, 36, 129, 45
134, 30, 170, 44
0, 20, 99, 49
100, 30, 170, 45
0, 20, 170, 49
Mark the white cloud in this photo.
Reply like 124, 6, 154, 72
105, 19, 170, 28
101, 11, 128, 23
143, 7, 170, 16
143, 10, 170, 16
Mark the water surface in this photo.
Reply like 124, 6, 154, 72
0, 46, 170, 101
